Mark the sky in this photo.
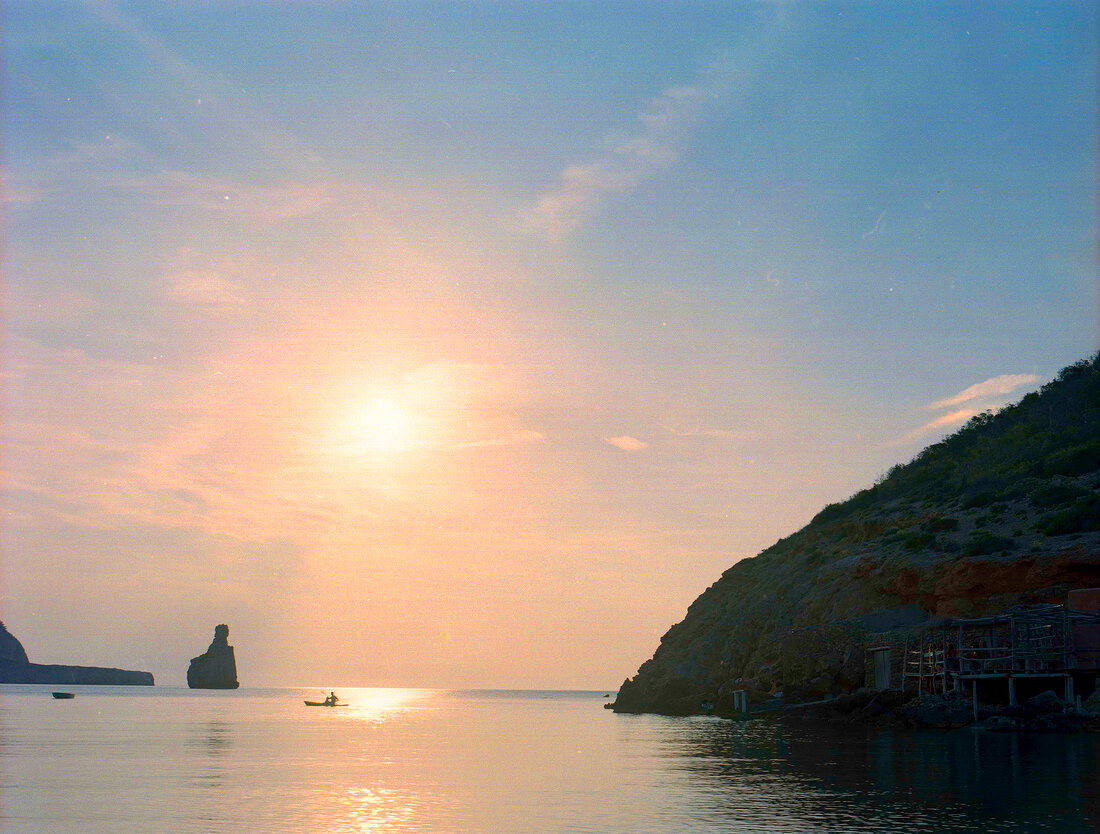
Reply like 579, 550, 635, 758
2, 1, 1096, 688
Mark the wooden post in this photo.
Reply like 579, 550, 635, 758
1065, 675, 1074, 703
1064, 609, 1072, 672
918, 630, 925, 695
903, 635, 910, 691
972, 679, 979, 721
941, 629, 948, 695
1010, 617, 1016, 674
1008, 675, 1016, 707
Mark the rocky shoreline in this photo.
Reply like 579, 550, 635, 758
780, 688, 1100, 733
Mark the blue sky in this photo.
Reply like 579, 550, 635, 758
2, 1, 1096, 687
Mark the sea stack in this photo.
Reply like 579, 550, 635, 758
187, 624, 239, 689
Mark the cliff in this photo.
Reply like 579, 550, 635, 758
614, 353, 1100, 716
0, 620, 29, 665
187, 624, 239, 689
0, 620, 154, 685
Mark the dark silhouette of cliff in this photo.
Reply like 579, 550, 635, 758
614, 352, 1100, 716
187, 624, 239, 689
0, 619, 154, 685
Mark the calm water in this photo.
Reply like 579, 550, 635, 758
0, 686, 1096, 833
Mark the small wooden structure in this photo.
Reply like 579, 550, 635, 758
729, 689, 749, 714
870, 646, 892, 691
898, 601, 1100, 708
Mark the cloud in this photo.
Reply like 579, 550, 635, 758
162, 268, 247, 311
888, 408, 977, 448
130, 171, 339, 222
516, 10, 793, 239
2, 136, 142, 205
861, 209, 886, 239
1, 175, 48, 206
888, 372, 1041, 448
659, 424, 758, 442
87, 0, 322, 175
451, 430, 546, 450
927, 374, 1040, 410
605, 436, 649, 451
518, 48, 766, 237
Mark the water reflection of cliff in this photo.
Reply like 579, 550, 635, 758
185, 719, 233, 790
666, 719, 1099, 831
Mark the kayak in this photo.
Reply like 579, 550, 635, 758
52, 692, 75, 699
304, 700, 345, 707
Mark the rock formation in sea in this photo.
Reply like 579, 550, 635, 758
187, 623, 240, 689
613, 352, 1100, 717
0, 619, 155, 685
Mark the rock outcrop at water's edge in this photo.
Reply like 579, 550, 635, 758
187, 624, 239, 689
0, 620, 154, 685
0, 620, 29, 665
612, 353, 1100, 718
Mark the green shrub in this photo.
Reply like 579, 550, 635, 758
963, 490, 999, 509
1037, 496, 1100, 536
963, 531, 1015, 556
1030, 483, 1087, 509
1043, 442, 1100, 477
902, 531, 936, 551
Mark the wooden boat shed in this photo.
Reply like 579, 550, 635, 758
869, 588, 1100, 708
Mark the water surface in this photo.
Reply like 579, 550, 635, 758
0, 686, 1095, 832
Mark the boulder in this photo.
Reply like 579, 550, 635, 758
187, 624, 239, 689
1081, 689, 1100, 715
904, 694, 973, 729
1027, 712, 1081, 733
1024, 690, 1065, 717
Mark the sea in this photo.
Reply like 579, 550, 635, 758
0, 686, 1096, 833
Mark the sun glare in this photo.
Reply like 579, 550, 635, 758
347, 397, 412, 454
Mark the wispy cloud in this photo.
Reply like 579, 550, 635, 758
131, 171, 339, 222
1, 170, 48, 206
451, 430, 546, 450
888, 408, 976, 447
518, 15, 786, 238
519, 82, 713, 238
605, 436, 648, 452
861, 209, 886, 239
86, 0, 322, 174
659, 425, 758, 442
2, 136, 142, 205
927, 373, 1040, 410
888, 372, 1041, 448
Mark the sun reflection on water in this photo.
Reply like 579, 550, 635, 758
309, 687, 435, 724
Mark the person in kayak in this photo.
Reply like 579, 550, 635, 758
324, 691, 338, 706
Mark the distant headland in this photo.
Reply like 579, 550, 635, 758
0, 620, 154, 686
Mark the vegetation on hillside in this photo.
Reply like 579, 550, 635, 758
812, 351, 1100, 534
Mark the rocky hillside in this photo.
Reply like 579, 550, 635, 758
613, 353, 1100, 716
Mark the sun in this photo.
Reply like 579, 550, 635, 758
346, 397, 412, 454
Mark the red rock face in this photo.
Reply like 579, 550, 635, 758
921, 547, 1099, 617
